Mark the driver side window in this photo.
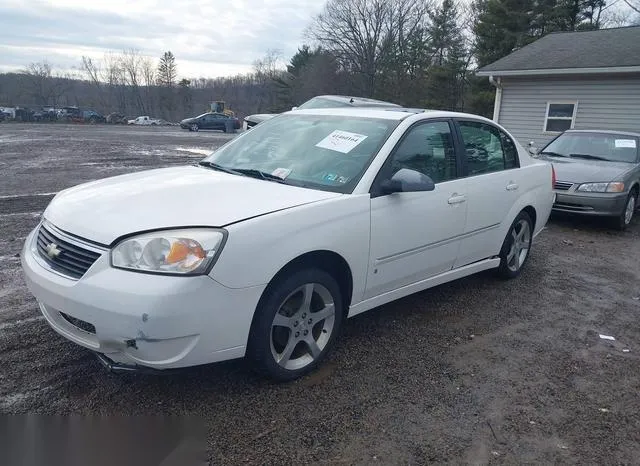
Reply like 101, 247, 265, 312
389, 121, 457, 183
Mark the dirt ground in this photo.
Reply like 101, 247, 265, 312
1, 124, 639, 465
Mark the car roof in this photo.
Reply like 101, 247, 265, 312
310, 95, 402, 107
285, 107, 497, 123
564, 129, 640, 138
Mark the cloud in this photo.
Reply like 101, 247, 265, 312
0, 0, 326, 78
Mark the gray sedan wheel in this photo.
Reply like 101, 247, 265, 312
190, 123, 199, 132
614, 190, 637, 230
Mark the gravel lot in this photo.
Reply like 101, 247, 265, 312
1, 124, 639, 464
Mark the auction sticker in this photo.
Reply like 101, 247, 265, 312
271, 167, 292, 178
316, 130, 368, 154
615, 139, 637, 148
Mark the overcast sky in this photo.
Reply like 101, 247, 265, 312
0, 0, 327, 78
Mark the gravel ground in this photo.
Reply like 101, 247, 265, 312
1, 124, 639, 465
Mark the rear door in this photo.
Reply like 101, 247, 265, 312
453, 118, 522, 267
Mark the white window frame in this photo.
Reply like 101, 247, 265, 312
543, 101, 578, 134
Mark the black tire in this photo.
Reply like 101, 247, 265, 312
190, 123, 199, 132
246, 268, 344, 382
496, 210, 533, 279
612, 190, 637, 231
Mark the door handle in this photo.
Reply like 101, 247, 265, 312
448, 194, 467, 205
506, 182, 519, 191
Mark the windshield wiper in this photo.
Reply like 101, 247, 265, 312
539, 151, 569, 158
569, 153, 610, 161
197, 161, 245, 176
231, 168, 289, 184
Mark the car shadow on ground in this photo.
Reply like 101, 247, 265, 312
549, 211, 639, 234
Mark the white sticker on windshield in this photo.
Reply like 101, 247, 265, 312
315, 130, 368, 154
271, 168, 291, 179
615, 139, 636, 148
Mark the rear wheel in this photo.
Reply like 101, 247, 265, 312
247, 268, 344, 382
497, 211, 533, 279
613, 190, 637, 231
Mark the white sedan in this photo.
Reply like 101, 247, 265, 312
21, 108, 555, 381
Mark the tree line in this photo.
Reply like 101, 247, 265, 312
0, 0, 636, 122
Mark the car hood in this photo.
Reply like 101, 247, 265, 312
538, 155, 633, 182
43, 165, 341, 245
245, 114, 277, 123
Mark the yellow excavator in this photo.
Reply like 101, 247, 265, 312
209, 101, 235, 117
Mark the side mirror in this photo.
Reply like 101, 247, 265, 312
291, 106, 298, 111
528, 141, 538, 156
380, 168, 435, 194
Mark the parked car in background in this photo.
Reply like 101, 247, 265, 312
242, 95, 402, 130
179, 112, 240, 132
128, 115, 161, 125
533, 129, 640, 229
106, 112, 128, 124
21, 107, 554, 381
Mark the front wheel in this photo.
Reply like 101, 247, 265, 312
496, 211, 533, 279
613, 190, 637, 231
190, 123, 199, 132
247, 268, 344, 382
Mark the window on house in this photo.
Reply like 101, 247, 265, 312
544, 102, 577, 133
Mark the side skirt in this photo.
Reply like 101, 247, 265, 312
347, 257, 501, 318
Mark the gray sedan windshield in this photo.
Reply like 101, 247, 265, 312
202, 114, 399, 192
542, 132, 639, 163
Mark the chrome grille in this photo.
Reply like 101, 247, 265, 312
554, 181, 574, 191
36, 224, 102, 279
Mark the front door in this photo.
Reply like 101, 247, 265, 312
454, 119, 522, 267
365, 120, 468, 299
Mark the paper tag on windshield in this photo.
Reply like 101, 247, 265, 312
615, 139, 636, 148
315, 130, 368, 154
271, 168, 291, 179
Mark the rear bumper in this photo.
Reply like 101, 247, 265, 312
552, 191, 627, 216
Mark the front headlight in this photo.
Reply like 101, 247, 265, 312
111, 229, 226, 275
576, 182, 625, 193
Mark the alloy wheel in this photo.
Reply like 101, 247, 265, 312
625, 195, 635, 225
506, 219, 531, 273
270, 283, 336, 371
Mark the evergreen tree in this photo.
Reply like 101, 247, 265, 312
157, 51, 177, 88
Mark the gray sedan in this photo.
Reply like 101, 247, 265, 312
533, 130, 640, 230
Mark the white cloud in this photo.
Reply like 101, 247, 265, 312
0, 0, 326, 78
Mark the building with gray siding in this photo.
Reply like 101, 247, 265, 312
476, 26, 640, 149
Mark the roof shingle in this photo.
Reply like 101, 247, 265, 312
477, 26, 640, 74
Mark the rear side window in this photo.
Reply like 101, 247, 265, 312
458, 120, 518, 175
500, 130, 519, 169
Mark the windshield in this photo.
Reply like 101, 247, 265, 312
541, 132, 639, 163
296, 97, 352, 110
201, 113, 399, 192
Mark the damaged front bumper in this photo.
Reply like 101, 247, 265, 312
94, 352, 186, 375
20, 225, 264, 370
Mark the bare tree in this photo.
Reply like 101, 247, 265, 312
308, 0, 432, 97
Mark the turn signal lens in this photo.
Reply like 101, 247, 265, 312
606, 182, 625, 193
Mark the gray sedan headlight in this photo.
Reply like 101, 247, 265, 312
111, 229, 226, 275
576, 182, 624, 193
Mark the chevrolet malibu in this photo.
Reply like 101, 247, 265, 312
21, 108, 555, 381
